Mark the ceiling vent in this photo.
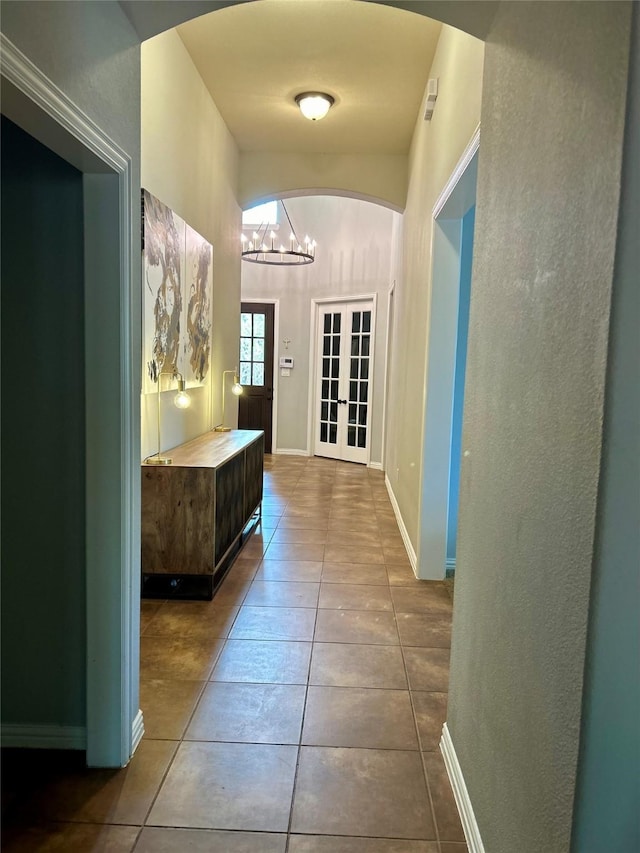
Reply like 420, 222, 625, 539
423, 78, 439, 121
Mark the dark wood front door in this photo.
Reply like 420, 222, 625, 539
238, 302, 274, 453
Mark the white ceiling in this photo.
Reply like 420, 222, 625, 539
177, 0, 442, 155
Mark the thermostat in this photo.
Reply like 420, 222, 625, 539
279, 356, 294, 369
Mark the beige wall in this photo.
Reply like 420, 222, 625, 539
385, 24, 484, 552
141, 29, 241, 459
239, 152, 407, 211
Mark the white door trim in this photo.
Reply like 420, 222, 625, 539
1, 35, 140, 767
308, 294, 377, 465
241, 297, 280, 453
381, 280, 396, 472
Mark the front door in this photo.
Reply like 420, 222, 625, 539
314, 299, 375, 465
238, 302, 274, 452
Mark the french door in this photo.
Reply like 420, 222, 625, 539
313, 298, 375, 464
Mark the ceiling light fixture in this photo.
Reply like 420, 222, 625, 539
295, 92, 334, 121
241, 199, 315, 266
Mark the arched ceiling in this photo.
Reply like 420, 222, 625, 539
175, 0, 442, 155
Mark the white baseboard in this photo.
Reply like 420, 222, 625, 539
384, 475, 418, 574
368, 461, 383, 470
274, 448, 310, 457
440, 722, 485, 853
131, 709, 144, 756
1, 723, 87, 750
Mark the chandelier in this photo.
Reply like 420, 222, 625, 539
241, 199, 316, 266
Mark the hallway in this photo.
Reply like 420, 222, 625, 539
3, 455, 466, 852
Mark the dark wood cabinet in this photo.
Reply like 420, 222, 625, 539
141, 430, 264, 598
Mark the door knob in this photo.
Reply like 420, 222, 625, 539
337, 399, 347, 405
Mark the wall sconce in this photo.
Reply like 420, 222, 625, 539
214, 368, 243, 432
144, 369, 191, 465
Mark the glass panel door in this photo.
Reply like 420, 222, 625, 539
314, 300, 374, 464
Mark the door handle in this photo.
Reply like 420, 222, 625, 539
267, 387, 273, 401
337, 399, 347, 405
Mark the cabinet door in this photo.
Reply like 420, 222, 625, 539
214, 451, 246, 565
244, 434, 264, 520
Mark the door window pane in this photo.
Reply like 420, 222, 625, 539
329, 423, 337, 444
253, 338, 265, 362
333, 314, 341, 333
240, 362, 251, 385
358, 428, 366, 448
331, 380, 339, 400
324, 314, 331, 334
252, 363, 264, 386
323, 337, 331, 356
360, 360, 369, 381
241, 313, 252, 337
362, 311, 371, 333
253, 313, 265, 337
352, 312, 361, 333
351, 336, 360, 356
320, 423, 328, 443
240, 338, 252, 361
347, 425, 356, 447
362, 335, 370, 357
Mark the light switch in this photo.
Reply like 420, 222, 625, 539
280, 367, 291, 377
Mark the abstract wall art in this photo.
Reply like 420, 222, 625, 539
142, 189, 212, 393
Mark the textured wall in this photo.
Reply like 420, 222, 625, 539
447, 3, 632, 852
241, 195, 400, 459
141, 29, 241, 459
571, 6, 640, 850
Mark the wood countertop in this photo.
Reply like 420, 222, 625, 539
142, 429, 263, 469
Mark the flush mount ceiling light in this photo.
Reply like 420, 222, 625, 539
295, 92, 335, 121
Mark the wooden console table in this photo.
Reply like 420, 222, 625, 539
141, 429, 264, 599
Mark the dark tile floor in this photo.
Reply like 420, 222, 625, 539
2, 455, 467, 852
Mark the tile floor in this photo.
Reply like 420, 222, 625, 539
2, 455, 467, 852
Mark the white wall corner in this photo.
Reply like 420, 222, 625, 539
385, 475, 418, 574
1, 723, 87, 750
131, 709, 144, 755
440, 722, 485, 853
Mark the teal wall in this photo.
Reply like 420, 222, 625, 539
446, 204, 475, 566
1, 117, 87, 728
571, 7, 640, 850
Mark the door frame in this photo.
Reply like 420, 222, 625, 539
416, 126, 479, 580
1, 36, 140, 766
308, 293, 378, 464
240, 297, 280, 453
381, 280, 396, 473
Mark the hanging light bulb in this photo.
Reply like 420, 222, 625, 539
173, 376, 191, 409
